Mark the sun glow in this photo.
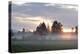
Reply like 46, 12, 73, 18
16, 16, 52, 25
16, 16, 52, 27
29, 29, 34, 32
62, 28, 75, 33
61, 35, 73, 40
15, 16, 53, 32
15, 16, 76, 33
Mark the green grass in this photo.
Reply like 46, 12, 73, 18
11, 40, 78, 53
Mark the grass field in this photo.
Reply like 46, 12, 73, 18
11, 39, 78, 53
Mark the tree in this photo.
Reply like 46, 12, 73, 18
22, 28, 25, 32
75, 26, 78, 33
35, 22, 48, 35
71, 27, 74, 31
51, 20, 63, 33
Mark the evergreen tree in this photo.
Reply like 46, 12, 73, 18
75, 26, 78, 33
35, 22, 47, 35
51, 21, 63, 33
22, 28, 25, 32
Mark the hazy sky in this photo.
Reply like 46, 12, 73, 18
11, 2, 78, 32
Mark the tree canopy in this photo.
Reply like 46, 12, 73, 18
35, 22, 48, 35
51, 21, 63, 33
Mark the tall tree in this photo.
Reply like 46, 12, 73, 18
35, 22, 48, 35
22, 28, 25, 32
51, 21, 63, 33
75, 26, 78, 33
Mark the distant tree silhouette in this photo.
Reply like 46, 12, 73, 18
51, 21, 63, 33
75, 26, 78, 33
72, 27, 74, 31
35, 22, 48, 35
22, 28, 25, 32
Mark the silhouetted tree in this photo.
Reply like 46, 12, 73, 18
72, 27, 74, 31
51, 21, 63, 33
35, 22, 48, 35
75, 26, 78, 33
22, 28, 25, 32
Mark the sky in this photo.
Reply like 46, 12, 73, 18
11, 1, 78, 32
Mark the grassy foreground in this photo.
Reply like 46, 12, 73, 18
11, 40, 78, 53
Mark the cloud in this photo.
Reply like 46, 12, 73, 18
14, 16, 52, 25
11, 2, 78, 31
44, 3, 56, 6
59, 4, 78, 10
12, 3, 77, 17
12, 1, 28, 5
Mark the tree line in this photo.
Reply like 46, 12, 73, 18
10, 20, 78, 36
34, 20, 78, 35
